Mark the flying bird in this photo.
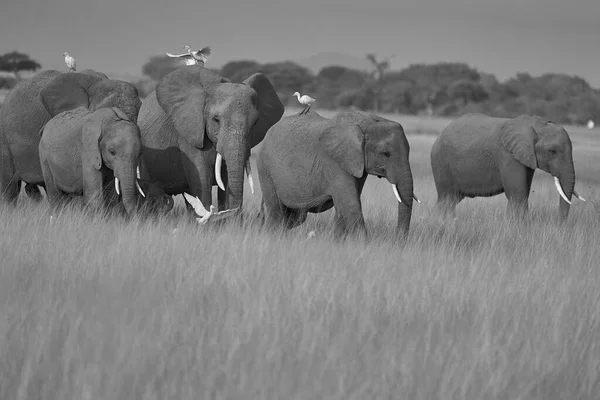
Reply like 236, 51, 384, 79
293, 92, 315, 115
182, 193, 236, 225
166, 45, 211, 66
63, 52, 76, 72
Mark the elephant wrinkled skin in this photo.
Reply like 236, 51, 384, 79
137, 66, 284, 219
0, 69, 142, 205
257, 111, 416, 240
430, 113, 583, 221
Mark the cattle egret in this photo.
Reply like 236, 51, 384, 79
587, 120, 595, 129
166, 45, 211, 66
293, 92, 315, 115
63, 52, 76, 72
182, 192, 236, 225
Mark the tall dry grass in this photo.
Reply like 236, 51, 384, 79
1, 112, 599, 399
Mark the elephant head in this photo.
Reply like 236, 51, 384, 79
155, 66, 284, 211
39, 72, 142, 124
331, 111, 415, 237
499, 115, 579, 220
81, 107, 143, 215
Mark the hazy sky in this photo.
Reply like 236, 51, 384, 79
1, 0, 599, 85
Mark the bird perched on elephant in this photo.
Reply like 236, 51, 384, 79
0, 69, 141, 206
257, 111, 418, 240
39, 106, 147, 215
430, 113, 585, 221
137, 65, 284, 221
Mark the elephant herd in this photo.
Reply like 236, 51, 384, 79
0, 65, 585, 241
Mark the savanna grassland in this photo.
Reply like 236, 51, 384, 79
1, 109, 600, 399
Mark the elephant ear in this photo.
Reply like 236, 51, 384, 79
319, 123, 365, 178
81, 108, 116, 170
499, 119, 538, 169
155, 66, 222, 149
39, 73, 102, 117
242, 73, 285, 148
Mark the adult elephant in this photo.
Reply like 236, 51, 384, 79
137, 66, 284, 217
257, 111, 418, 240
0, 69, 141, 205
430, 113, 585, 220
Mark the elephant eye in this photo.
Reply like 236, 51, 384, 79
381, 151, 391, 158
212, 116, 220, 124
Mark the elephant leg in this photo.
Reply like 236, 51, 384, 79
41, 166, 68, 213
436, 193, 461, 219
502, 167, 534, 220
180, 143, 213, 215
0, 147, 20, 206
330, 181, 367, 241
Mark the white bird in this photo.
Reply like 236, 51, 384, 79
182, 193, 236, 225
293, 92, 315, 115
166, 45, 211, 66
63, 52, 76, 72
587, 120, 595, 129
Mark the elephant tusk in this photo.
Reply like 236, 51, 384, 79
573, 190, 586, 202
413, 194, 421, 204
245, 159, 255, 195
553, 176, 571, 205
392, 184, 402, 203
215, 153, 225, 191
136, 166, 141, 179
136, 180, 146, 198
115, 177, 120, 196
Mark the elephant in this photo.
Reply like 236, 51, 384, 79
39, 106, 147, 215
430, 113, 585, 221
256, 110, 418, 240
0, 69, 141, 206
137, 65, 284, 221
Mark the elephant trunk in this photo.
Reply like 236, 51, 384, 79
115, 163, 138, 215
394, 164, 414, 239
219, 132, 247, 213
553, 165, 575, 222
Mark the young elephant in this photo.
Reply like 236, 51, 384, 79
257, 111, 418, 240
39, 106, 146, 214
430, 113, 585, 220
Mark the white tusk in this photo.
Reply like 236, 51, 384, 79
115, 177, 120, 196
573, 190, 586, 202
245, 159, 255, 195
392, 184, 402, 203
215, 153, 225, 191
553, 176, 571, 205
136, 181, 146, 198
136, 166, 141, 179
413, 194, 421, 204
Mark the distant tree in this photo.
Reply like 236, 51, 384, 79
0, 51, 41, 80
447, 79, 489, 107
259, 61, 314, 104
365, 53, 394, 111
220, 60, 262, 82
141, 55, 184, 81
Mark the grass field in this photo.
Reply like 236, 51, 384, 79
1, 108, 600, 399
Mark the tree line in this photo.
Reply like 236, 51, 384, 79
2, 51, 599, 125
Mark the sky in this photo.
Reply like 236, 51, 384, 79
1, 0, 600, 86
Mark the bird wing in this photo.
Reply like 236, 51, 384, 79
182, 193, 208, 216
198, 46, 211, 56
166, 52, 189, 58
